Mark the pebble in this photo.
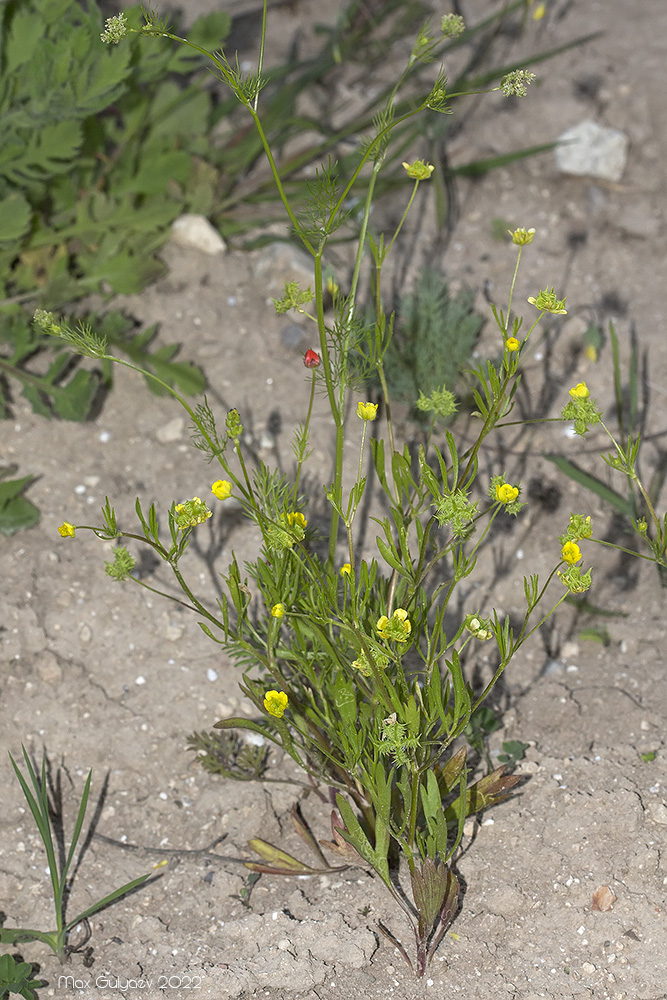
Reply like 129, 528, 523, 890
648, 802, 667, 825
555, 119, 628, 182
156, 417, 184, 443
252, 242, 314, 296
36, 652, 63, 685
170, 214, 227, 255
207, 668, 218, 682
165, 622, 185, 641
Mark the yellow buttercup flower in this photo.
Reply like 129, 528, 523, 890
264, 690, 288, 718
271, 603, 285, 618
402, 160, 435, 181
509, 227, 535, 246
285, 511, 307, 529
569, 382, 590, 400
57, 522, 76, 538
357, 401, 378, 421
211, 480, 232, 500
561, 541, 582, 565
506, 337, 520, 352
495, 483, 519, 504
340, 563, 352, 576
174, 497, 212, 529
377, 608, 412, 643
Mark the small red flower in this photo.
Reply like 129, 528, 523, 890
304, 349, 321, 369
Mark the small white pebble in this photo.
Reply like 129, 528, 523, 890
207, 668, 219, 682
516, 549, 524, 560
135, 675, 146, 685
99, 430, 111, 442
74, 484, 86, 495
159, 792, 168, 801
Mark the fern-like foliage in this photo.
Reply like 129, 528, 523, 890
384, 269, 484, 418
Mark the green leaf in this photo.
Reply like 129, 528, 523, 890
411, 857, 452, 936
213, 716, 282, 747
67, 870, 153, 930
0, 193, 32, 241
545, 454, 633, 517
335, 794, 390, 886
0, 473, 39, 536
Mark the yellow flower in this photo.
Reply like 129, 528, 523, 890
285, 511, 307, 529
506, 337, 520, 352
351, 650, 389, 677
495, 483, 519, 504
340, 563, 352, 576
377, 608, 412, 643
509, 227, 535, 246
357, 401, 378, 421
402, 160, 435, 181
271, 603, 285, 618
174, 497, 212, 529
211, 480, 232, 500
527, 288, 567, 315
532, 1, 546, 19
57, 521, 76, 538
561, 541, 582, 565
569, 382, 590, 400
584, 344, 598, 362
264, 690, 288, 718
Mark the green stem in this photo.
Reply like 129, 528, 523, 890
505, 245, 523, 330
293, 371, 317, 504
253, 0, 269, 113
601, 421, 662, 540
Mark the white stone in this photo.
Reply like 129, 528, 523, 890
555, 120, 628, 182
170, 214, 226, 255
156, 417, 184, 443
648, 802, 667, 825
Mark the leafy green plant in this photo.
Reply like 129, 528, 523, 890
0, 954, 41, 1000
551, 324, 667, 581
497, 739, 529, 767
0, 308, 205, 421
0, 749, 153, 962
0, 0, 231, 306
383, 268, 484, 419
186, 730, 269, 781
0, 467, 39, 535
39, 5, 625, 978
0, 0, 588, 427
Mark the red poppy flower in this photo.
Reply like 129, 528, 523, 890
304, 349, 321, 369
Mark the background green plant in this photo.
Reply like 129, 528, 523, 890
0, 749, 152, 962
0, 953, 41, 1000
383, 268, 484, 417
547, 323, 667, 584
0, 466, 39, 536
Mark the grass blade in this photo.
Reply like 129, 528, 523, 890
544, 454, 633, 517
